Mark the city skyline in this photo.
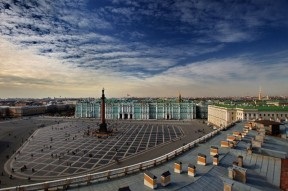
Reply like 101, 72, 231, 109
1, 0, 288, 98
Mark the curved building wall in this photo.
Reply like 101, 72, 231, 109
208, 105, 288, 128
75, 100, 195, 120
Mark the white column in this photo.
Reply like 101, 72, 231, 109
92, 103, 94, 117
147, 104, 149, 119
172, 104, 173, 119
86, 103, 88, 117
118, 103, 120, 119
156, 103, 158, 120
178, 104, 180, 120
128, 104, 131, 119
98, 104, 101, 119
132, 105, 134, 119
168, 103, 171, 119
141, 105, 143, 119
163, 104, 166, 119
80, 103, 83, 117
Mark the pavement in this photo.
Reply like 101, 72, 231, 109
0, 117, 64, 188
0, 117, 211, 188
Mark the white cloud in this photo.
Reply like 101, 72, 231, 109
1, 0, 288, 98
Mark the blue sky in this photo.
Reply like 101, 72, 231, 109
0, 0, 288, 98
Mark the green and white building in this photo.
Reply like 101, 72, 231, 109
75, 98, 196, 120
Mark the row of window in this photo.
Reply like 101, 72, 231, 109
243, 113, 288, 117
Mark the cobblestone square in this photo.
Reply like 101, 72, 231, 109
9, 120, 184, 179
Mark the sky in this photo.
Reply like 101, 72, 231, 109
1, 0, 288, 98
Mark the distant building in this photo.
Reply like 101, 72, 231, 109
75, 98, 196, 120
208, 104, 288, 127
9, 106, 47, 117
0, 106, 9, 119
266, 100, 288, 106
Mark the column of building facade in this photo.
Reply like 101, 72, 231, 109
171, 104, 174, 119
187, 104, 190, 119
128, 104, 130, 119
79, 103, 82, 117
193, 104, 196, 119
166, 103, 169, 119
86, 102, 89, 117
106, 103, 109, 119
140, 104, 143, 119
84, 102, 87, 117
117, 103, 120, 119
109, 103, 111, 119
112, 104, 115, 119
77, 103, 80, 117
132, 104, 134, 119
146, 104, 149, 119
87, 103, 90, 117
92, 103, 94, 118
91, 103, 94, 117
163, 104, 166, 119
130, 104, 132, 119
93, 103, 96, 118
129, 104, 131, 119
190, 103, 193, 119
178, 103, 181, 120
95, 103, 98, 118
120, 103, 123, 119
168, 103, 171, 119
164, 104, 166, 119
126, 104, 129, 119
141, 104, 144, 119
143, 104, 146, 119
81, 103, 84, 117
105, 103, 108, 119
98, 104, 101, 119
82, 103, 84, 117
142, 104, 145, 119
88, 103, 91, 117
89, 103, 92, 117
155, 103, 158, 120
91, 103, 93, 117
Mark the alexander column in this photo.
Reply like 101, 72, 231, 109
99, 88, 107, 132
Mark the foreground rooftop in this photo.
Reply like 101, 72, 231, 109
67, 122, 284, 191
1, 121, 287, 191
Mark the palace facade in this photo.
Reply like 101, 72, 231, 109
75, 98, 196, 120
